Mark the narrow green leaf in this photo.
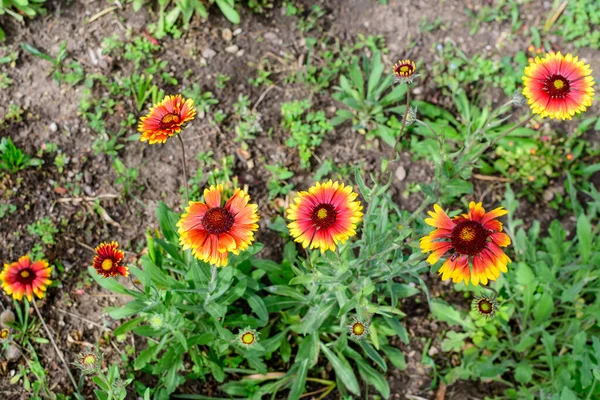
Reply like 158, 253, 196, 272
576, 213, 592, 264
320, 343, 360, 395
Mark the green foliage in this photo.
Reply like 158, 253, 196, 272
281, 100, 332, 168
91, 364, 132, 400
21, 42, 84, 85
331, 50, 406, 146
113, 158, 141, 197
233, 94, 263, 145
265, 164, 294, 200
27, 217, 59, 245
464, 0, 523, 35
431, 42, 527, 96
441, 186, 600, 399
0, 0, 46, 41
0, 137, 43, 174
555, 0, 600, 49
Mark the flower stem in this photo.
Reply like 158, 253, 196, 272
470, 113, 535, 163
32, 300, 79, 393
391, 86, 411, 161
177, 134, 190, 204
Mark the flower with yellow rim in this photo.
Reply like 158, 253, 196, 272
138, 94, 196, 144
237, 327, 259, 349
523, 52, 595, 120
0, 255, 52, 302
392, 59, 417, 83
0, 328, 10, 342
178, 185, 259, 267
93, 242, 129, 278
287, 180, 363, 253
420, 202, 512, 286
348, 317, 369, 341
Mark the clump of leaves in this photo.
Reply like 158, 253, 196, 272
553, 0, 600, 49
0, 0, 46, 41
0, 137, 43, 174
281, 100, 332, 169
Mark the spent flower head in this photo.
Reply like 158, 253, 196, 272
74, 349, 103, 374
348, 317, 370, 341
0, 327, 11, 342
148, 314, 165, 330
237, 327, 259, 349
472, 294, 498, 319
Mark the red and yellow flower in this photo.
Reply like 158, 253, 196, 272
93, 242, 129, 278
420, 202, 512, 286
523, 52, 595, 120
138, 94, 196, 144
0, 256, 52, 301
178, 185, 259, 267
287, 180, 363, 253
392, 59, 417, 84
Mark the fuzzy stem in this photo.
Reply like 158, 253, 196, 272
32, 300, 79, 393
391, 86, 411, 161
177, 134, 190, 204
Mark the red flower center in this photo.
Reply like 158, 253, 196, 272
311, 204, 337, 229
17, 268, 36, 284
202, 207, 234, 234
394, 63, 414, 77
543, 74, 570, 99
160, 113, 181, 129
451, 220, 489, 256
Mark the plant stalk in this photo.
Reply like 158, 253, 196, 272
177, 134, 190, 204
391, 86, 411, 161
32, 300, 79, 393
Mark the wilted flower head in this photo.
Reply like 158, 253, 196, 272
512, 91, 527, 108
523, 52, 595, 120
348, 317, 369, 341
0, 255, 52, 301
0, 328, 10, 342
138, 94, 196, 144
74, 349, 103, 374
472, 294, 497, 319
392, 59, 417, 84
93, 242, 129, 278
237, 327, 259, 349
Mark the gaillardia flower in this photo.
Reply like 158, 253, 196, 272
138, 94, 196, 144
287, 181, 363, 253
178, 185, 259, 267
392, 59, 417, 84
348, 317, 369, 341
237, 327, 259, 349
93, 242, 129, 278
73, 349, 103, 374
0, 256, 52, 301
523, 52, 595, 120
472, 294, 497, 319
420, 202, 512, 286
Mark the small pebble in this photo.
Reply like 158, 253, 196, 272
233, 28, 242, 36
222, 28, 233, 42
49, 122, 58, 132
225, 45, 239, 54
395, 165, 407, 182
201, 48, 216, 59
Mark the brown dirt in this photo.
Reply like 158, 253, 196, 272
1, 0, 599, 399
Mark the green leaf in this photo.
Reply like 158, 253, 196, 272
390, 283, 419, 299
385, 317, 409, 343
515, 263, 535, 285
514, 361, 533, 384
288, 360, 309, 400
560, 387, 579, 400
156, 202, 180, 244
381, 345, 406, 370
320, 343, 360, 395
430, 300, 475, 331
533, 292, 554, 322
245, 292, 269, 323
443, 179, 473, 198
113, 317, 144, 336
576, 213, 592, 264
367, 51, 384, 98
355, 358, 390, 399
360, 341, 387, 372
88, 267, 131, 295
215, 0, 240, 24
